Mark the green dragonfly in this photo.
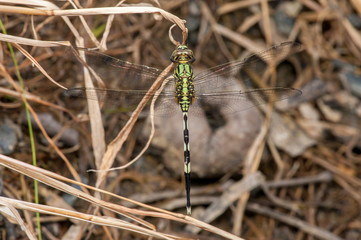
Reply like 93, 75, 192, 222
65, 42, 302, 215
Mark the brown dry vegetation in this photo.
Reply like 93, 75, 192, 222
0, 0, 360, 240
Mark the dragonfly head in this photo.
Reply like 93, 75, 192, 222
171, 45, 195, 64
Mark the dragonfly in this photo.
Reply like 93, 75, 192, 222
65, 42, 302, 215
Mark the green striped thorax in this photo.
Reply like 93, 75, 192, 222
170, 45, 196, 112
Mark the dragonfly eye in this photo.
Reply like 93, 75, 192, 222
171, 48, 195, 63
170, 56, 177, 63
170, 49, 180, 62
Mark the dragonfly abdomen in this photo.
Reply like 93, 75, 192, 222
183, 112, 191, 215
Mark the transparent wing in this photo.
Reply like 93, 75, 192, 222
186, 42, 302, 115
194, 42, 302, 90
66, 49, 180, 116
78, 49, 166, 90
193, 87, 302, 116
64, 87, 181, 116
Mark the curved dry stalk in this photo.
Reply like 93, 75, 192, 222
97, 1, 126, 50
169, 23, 188, 46
0, 87, 77, 120
75, 38, 106, 169
67, 0, 101, 48
13, 43, 67, 90
0, 199, 36, 240
94, 63, 174, 189
0, 33, 70, 47
94, 76, 173, 172
169, 24, 181, 46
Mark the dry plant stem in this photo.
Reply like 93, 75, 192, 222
304, 150, 361, 204
217, 0, 262, 15
187, 172, 264, 236
246, 203, 343, 240
105, 76, 172, 171
0, 34, 70, 90
260, 184, 301, 213
98, 1, 126, 50
329, 0, 361, 51
233, 104, 273, 235
76, 38, 106, 169
267, 138, 285, 180
0, 87, 77, 120
0, 200, 37, 240
238, 13, 262, 33
260, 0, 272, 45
213, 23, 264, 53
14, 43, 66, 89
30, 15, 38, 41
169, 23, 188, 46
350, 0, 361, 15
19, 175, 36, 234
334, 175, 361, 204
0, 33, 70, 48
233, 192, 250, 236
264, 171, 333, 188
304, 150, 361, 188
169, 24, 181, 46
67, 0, 100, 48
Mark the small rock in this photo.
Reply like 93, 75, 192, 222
299, 103, 320, 120
344, 71, 361, 98
0, 118, 18, 155
274, 1, 302, 35
347, 14, 361, 28
21, 113, 79, 147
270, 112, 315, 157
317, 96, 343, 122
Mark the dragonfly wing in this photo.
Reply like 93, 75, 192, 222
194, 87, 302, 116
193, 42, 302, 91
78, 49, 166, 90
64, 87, 179, 117
152, 94, 181, 117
